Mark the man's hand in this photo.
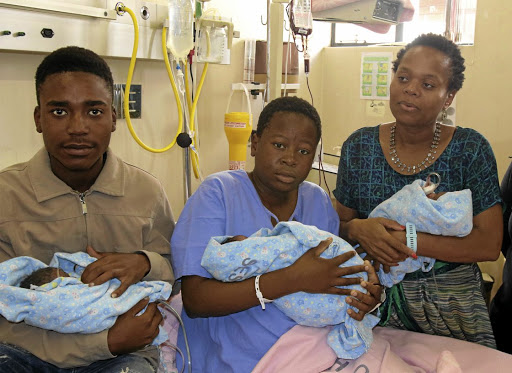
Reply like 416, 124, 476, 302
81, 246, 150, 298
107, 298, 162, 355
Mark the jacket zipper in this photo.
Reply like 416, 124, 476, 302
78, 192, 89, 246
79, 192, 88, 215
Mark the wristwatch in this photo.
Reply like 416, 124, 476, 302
369, 285, 387, 313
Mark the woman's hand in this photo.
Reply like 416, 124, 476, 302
287, 237, 367, 296
364, 255, 391, 274
345, 260, 383, 321
348, 218, 415, 267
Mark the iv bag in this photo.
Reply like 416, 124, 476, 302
196, 26, 227, 63
167, 0, 194, 61
292, 0, 312, 36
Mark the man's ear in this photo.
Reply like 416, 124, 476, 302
34, 106, 42, 133
250, 131, 258, 157
111, 106, 117, 132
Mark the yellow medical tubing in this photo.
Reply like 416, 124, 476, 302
184, 63, 193, 114
183, 63, 198, 178
185, 22, 211, 179
117, 4, 183, 153
187, 61, 208, 179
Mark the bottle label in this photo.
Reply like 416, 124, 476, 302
229, 161, 246, 170
225, 121, 247, 128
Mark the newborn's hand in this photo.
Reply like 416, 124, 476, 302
81, 246, 150, 298
426, 191, 447, 200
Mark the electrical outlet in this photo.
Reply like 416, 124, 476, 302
114, 84, 142, 119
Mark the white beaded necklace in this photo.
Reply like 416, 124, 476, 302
389, 122, 441, 174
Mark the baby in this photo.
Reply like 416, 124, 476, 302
19, 267, 69, 289
222, 235, 247, 244
0, 252, 171, 345
202, 221, 379, 360
202, 175, 474, 358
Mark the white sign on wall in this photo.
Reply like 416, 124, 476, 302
360, 52, 393, 100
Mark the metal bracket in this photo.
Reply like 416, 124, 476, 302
0, 0, 117, 20
114, 84, 142, 119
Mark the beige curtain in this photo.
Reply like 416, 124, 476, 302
445, 0, 477, 43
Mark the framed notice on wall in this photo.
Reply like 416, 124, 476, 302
360, 52, 393, 100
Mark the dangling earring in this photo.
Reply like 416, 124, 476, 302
441, 107, 448, 122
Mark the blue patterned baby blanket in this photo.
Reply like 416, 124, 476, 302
201, 221, 380, 359
0, 252, 172, 345
369, 179, 472, 287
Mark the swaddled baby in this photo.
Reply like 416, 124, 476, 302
369, 177, 472, 287
201, 176, 473, 358
0, 252, 171, 345
201, 221, 380, 359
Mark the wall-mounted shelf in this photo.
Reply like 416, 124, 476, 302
0, 0, 117, 19
312, 162, 338, 174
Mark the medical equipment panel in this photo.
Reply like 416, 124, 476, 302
0, 0, 168, 60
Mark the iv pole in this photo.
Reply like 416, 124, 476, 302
266, 0, 288, 102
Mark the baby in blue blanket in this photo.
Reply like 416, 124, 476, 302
201, 178, 473, 359
369, 178, 472, 286
202, 221, 380, 360
20, 267, 70, 289
0, 252, 172, 346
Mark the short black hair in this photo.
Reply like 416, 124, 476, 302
256, 96, 321, 142
35, 46, 114, 105
20, 267, 59, 289
392, 33, 465, 92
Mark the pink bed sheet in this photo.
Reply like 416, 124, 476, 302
253, 325, 512, 373
158, 294, 183, 373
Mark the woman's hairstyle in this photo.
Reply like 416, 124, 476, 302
20, 267, 59, 289
256, 96, 321, 141
392, 33, 465, 91
35, 46, 114, 105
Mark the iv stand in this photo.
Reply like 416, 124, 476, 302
266, 0, 287, 102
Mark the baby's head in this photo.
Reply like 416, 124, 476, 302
223, 235, 248, 244
20, 267, 69, 289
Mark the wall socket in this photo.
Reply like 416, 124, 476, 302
114, 84, 141, 119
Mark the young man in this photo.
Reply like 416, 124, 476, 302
0, 46, 175, 372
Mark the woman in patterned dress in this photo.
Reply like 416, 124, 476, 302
334, 33, 502, 348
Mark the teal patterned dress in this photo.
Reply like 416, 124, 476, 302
334, 125, 501, 348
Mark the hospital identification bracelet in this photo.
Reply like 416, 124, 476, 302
405, 222, 417, 252
255, 275, 273, 310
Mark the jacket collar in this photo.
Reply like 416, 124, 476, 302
28, 148, 125, 203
